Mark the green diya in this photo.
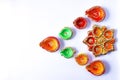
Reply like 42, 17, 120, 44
59, 27, 73, 40
60, 47, 75, 58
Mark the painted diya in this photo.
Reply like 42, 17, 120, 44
60, 47, 75, 59
73, 17, 87, 29
59, 27, 73, 40
39, 36, 60, 52
83, 25, 115, 56
86, 6, 106, 22
86, 60, 105, 76
75, 53, 89, 66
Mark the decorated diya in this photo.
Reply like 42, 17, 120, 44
86, 6, 106, 22
86, 60, 105, 76
75, 53, 89, 66
83, 25, 115, 56
73, 17, 87, 29
39, 5, 114, 77
39, 36, 60, 52
60, 47, 75, 58
59, 27, 73, 40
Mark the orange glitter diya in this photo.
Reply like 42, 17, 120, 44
39, 36, 60, 52
86, 6, 106, 22
86, 60, 105, 76
83, 25, 115, 56
75, 53, 89, 66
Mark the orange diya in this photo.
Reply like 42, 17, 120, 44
86, 60, 105, 76
104, 29, 114, 39
93, 45, 103, 56
93, 26, 102, 38
86, 6, 106, 22
83, 25, 115, 56
39, 36, 60, 52
75, 53, 89, 66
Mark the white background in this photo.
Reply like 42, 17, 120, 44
0, 0, 120, 80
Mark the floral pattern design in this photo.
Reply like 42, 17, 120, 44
83, 25, 115, 56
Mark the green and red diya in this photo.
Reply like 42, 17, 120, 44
60, 47, 75, 59
59, 27, 73, 40
39, 36, 60, 52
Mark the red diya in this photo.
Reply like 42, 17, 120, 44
86, 6, 106, 22
39, 36, 60, 52
73, 17, 87, 29
83, 25, 115, 56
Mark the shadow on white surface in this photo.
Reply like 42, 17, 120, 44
0, 0, 120, 80
103, 60, 110, 74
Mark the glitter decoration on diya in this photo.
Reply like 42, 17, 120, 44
39, 5, 115, 77
85, 6, 106, 22
60, 47, 75, 59
75, 53, 89, 66
39, 36, 60, 52
59, 27, 73, 40
73, 17, 87, 29
86, 60, 105, 76
83, 25, 115, 56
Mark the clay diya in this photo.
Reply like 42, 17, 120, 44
93, 45, 103, 56
93, 26, 102, 38
86, 6, 106, 22
73, 17, 87, 29
84, 36, 95, 45
39, 36, 60, 52
60, 47, 75, 59
104, 30, 114, 39
59, 27, 73, 40
86, 60, 105, 76
75, 53, 89, 66
83, 25, 115, 56
103, 38, 115, 54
